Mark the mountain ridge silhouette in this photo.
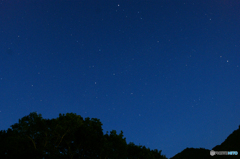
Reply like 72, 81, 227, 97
170, 125, 240, 159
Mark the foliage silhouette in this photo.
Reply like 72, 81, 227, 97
0, 112, 167, 159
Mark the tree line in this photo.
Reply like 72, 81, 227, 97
0, 112, 167, 159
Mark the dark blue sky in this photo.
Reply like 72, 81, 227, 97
0, 0, 240, 158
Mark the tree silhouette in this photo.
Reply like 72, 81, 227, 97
0, 112, 167, 159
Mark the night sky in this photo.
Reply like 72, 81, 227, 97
0, 0, 240, 158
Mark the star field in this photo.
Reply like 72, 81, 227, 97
0, 0, 240, 158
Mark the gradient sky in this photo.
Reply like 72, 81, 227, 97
0, 0, 240, 158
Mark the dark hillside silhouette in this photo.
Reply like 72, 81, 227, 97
170, 126, 240, 159
170, 148, 211, 159
212, 126, 240, 151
